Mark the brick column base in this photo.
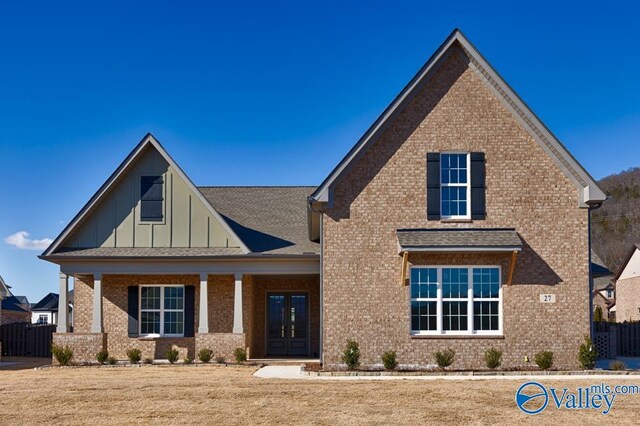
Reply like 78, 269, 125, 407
195, 333, 246, 361
52, 333, 107, 365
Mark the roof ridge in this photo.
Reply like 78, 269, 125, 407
198, 185, 317, 188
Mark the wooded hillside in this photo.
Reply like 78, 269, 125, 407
592, 167, 640, 273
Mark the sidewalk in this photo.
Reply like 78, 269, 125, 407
253, 365, 640, 381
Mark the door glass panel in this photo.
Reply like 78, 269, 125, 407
289, 295, 307, 339
268, 295, 285, 339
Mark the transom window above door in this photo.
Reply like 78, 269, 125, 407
440, 153, 470, 219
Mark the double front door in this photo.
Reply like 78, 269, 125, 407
266, 293, 309, 356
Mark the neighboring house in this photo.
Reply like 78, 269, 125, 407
0, 295, 31, 325
31, 291, 74, 326
40, 29, 606, 369
0, 275, 11, 299
612, 244, 640, 322
592, 251, 615, 321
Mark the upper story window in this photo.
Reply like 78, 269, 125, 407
410, 266, 502, 336
440, 153, 470, 219
607, 289, 614, 299
140, 175, 164, 222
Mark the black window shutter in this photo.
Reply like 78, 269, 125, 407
470, 152, 486, 220
184, 286, 195, 337
140, 176, 164, 221
426, 152, 441, 220
127, 286, 139, 338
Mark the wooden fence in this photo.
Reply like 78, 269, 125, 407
593, 321, 640, 358
0, 322, 56, 357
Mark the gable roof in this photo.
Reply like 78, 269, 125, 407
591, 250, 612, 278
31, 292, 59, 312
41, 133, 249, 257
13, 295, 29, 305
614, 244, 640, 281
1, 295, 27, 312
309, 29, 606, 207
199, 186, 320, 255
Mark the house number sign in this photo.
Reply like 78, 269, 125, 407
540, 294, 556, 303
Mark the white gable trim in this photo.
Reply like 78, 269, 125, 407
616, 246, 640, 281
42, 134, 250, 256
310, 29, 606, 207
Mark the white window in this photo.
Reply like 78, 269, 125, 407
440, 153, 470, 219
607, 289, 614, 299
37, 314, 49, 325
410, 266, 502, 335
140, 286, 184, 337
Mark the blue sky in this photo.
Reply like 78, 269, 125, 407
1, 1, 639, 301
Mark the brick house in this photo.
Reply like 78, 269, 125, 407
41, 29, 605, 369
591, 251, 615, 321
612, 244, 640, 322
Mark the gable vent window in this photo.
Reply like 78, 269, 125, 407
427, 152, 486, 220
140, 175, 164, 222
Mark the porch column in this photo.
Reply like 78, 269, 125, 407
57, 272, 69, 333
198, 273, 209, 333
233, 273, 243, 334
91, 273, 103, 333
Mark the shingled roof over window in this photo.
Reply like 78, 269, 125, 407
199, 186, 320, 256
397, 228, 522, 252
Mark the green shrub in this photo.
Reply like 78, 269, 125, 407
484, 348, 502, 369
107, 356, 117, 365
126, 348, 142, 364
234, 347, 247, 364
198, 348, 213, 363
534, 351, 554, 370
215, 356, 226, 364
578, 336, 598, 370
51, 343, 73, 366
183, 357, 192, 365
594, 306, 604, 322
610, 360, 626, 371
96, 349, 109, 365
166, 348, 179, 364
433, 348, 455, 369
143, 357, 153, 365
341, 339, 361, 370
381, 350, 398, 371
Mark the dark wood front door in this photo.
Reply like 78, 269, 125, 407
266, 293, 309, 356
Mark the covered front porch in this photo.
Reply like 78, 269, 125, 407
53, 257, 320, 363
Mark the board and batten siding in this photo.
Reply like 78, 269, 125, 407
66, 146, 238, 249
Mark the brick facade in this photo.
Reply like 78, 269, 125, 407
52, 333, 106, 365
321, 51, 589, 370
615, 276, 640, 322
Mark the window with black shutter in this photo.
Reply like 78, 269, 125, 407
140, 175, 164, 222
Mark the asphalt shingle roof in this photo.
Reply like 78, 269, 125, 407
47, 247, 245, 258
31, 293, 59, 312
397, 228, 522, 250
199, 186, 320, 255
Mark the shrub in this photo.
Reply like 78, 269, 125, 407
594, 306, 604, 322
433, 348, 455, 370
610, 360, 626, 371
51, 343, 73, 366
143, 357, 153, 365
215, 356, 226, 364
341, 339, 361, 370
578, 336, 598, 370
183, 357, 193, 365
381, 350, 398, 371
96, 349, 109, 365
107, 356, 117, 365
234, 347, 247, 364
126, 348, 142, 364
484, 348, 502, 370
534, 351, 554, 370
198, 348, 213, 363
166, 348, 179, 364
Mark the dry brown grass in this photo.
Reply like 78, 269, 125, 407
1, 365, 639, 425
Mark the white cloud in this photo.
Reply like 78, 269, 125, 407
4, 231, 53, 250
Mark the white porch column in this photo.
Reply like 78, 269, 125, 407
198, 273, 209, 334
91, 273, 103, 333
233, 273, 244, 334
57, 272, 69, 333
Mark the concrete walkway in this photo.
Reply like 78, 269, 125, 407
253, 366, 640, 381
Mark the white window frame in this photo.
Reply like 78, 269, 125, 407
139, 285, 185, 338
409, 265, 503, 336
440, 152, 471, 220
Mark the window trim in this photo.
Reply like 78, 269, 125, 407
440, 152, 471, 220
138, 174, 166, 225
139, 285, 185, 338
409, 265, 503, 336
